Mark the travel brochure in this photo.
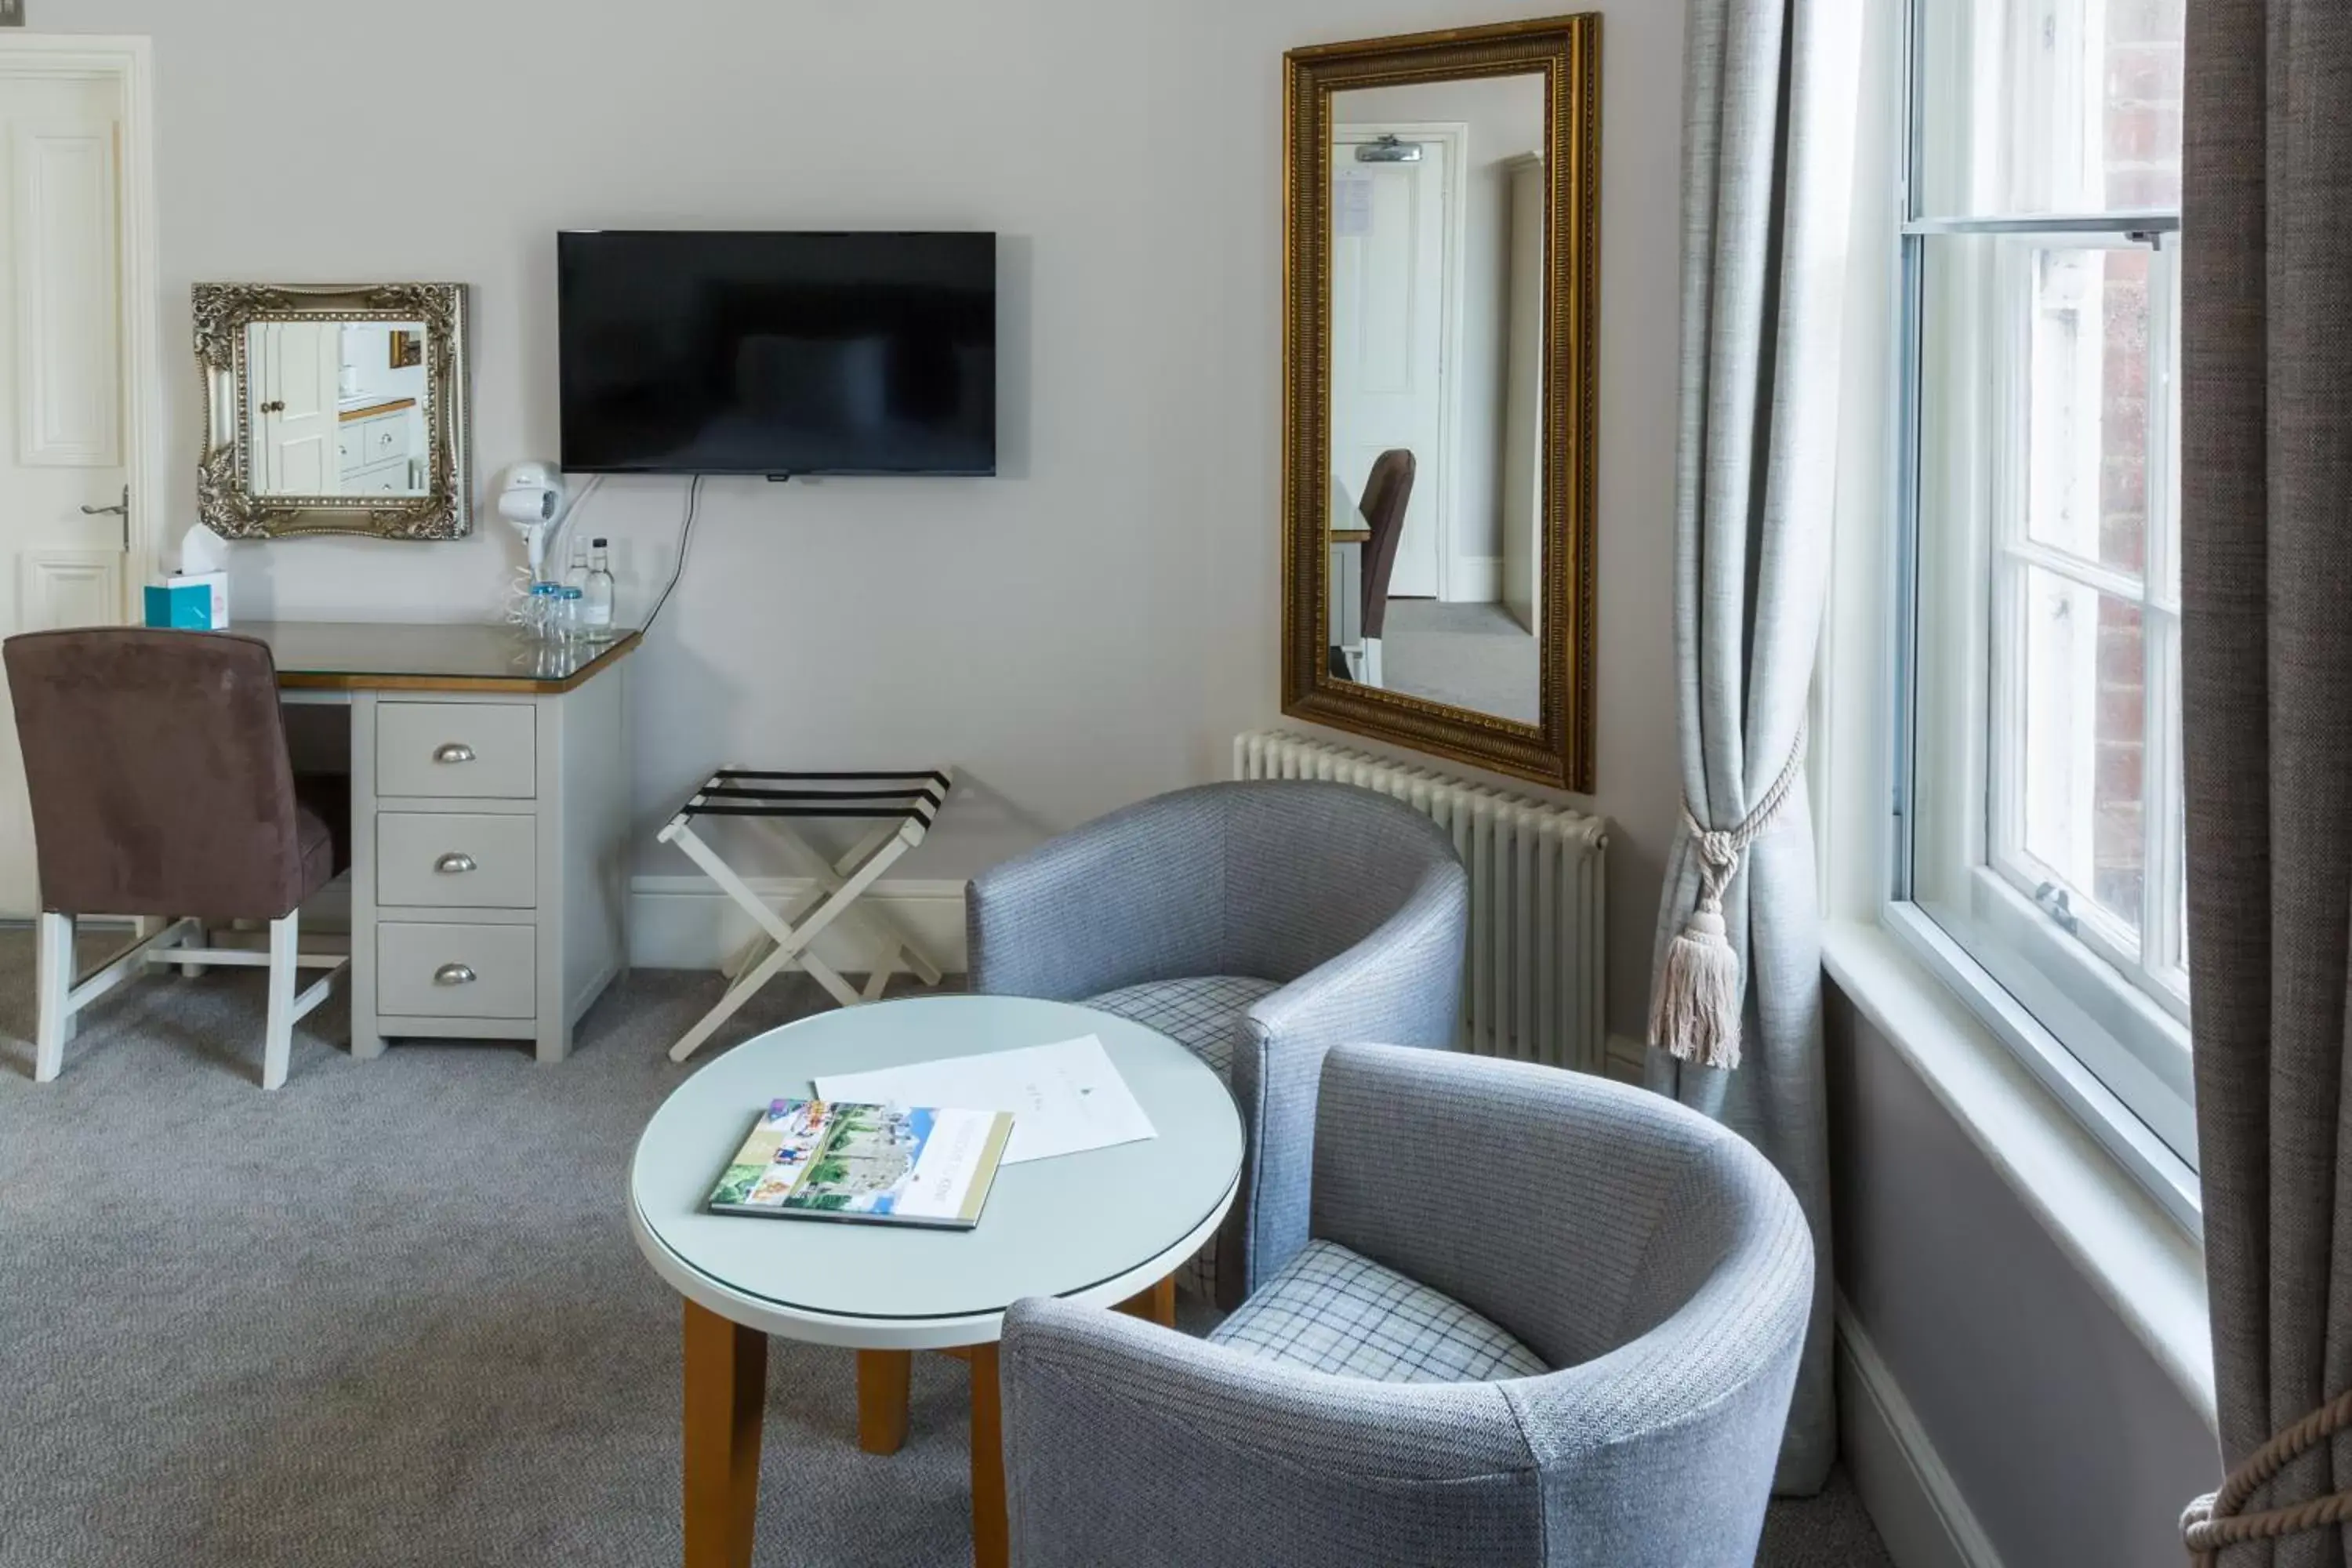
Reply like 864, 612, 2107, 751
707, 1098, 1014, 1230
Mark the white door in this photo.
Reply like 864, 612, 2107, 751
0, 71, 136, 915
1330, 129, 1450, 601
252, 321, 340, 494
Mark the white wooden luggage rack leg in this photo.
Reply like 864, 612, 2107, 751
657, 768, 954, 1064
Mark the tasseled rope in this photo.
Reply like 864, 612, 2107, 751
1648, 718, 1809, 1072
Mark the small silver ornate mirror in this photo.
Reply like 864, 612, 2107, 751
194, 282, 473, 539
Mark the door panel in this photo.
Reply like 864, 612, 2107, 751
253, 321, 339, 495
13, 119, 121, 466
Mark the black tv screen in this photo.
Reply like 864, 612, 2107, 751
557, 230, 996, 477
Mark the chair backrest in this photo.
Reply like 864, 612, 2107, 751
1357, 448, 1416, 641
3, 628, 309, 920
1308, 1043, 1811, 1376
1214, 780, 1464, 986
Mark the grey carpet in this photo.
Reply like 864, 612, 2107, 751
1377, 599, 1542, 725
0, 942, 1891, 1567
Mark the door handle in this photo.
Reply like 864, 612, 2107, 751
434, 964, 477, 986
433, 742, 476, 764
434, 852, 477, 874
259, 399, 286, 414
81, 486, 129, 550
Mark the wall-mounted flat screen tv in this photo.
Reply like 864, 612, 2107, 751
557, 230, 996, 477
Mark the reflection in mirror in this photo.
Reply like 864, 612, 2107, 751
1324, 72, 1545, 728
244, 319, 431, 499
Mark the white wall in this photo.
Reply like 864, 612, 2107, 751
1339, 75, 1546, 593
338, 324, 426, 408
49, 0, 1685, 1040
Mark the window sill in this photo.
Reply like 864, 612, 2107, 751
1820, 916, 2216, 1430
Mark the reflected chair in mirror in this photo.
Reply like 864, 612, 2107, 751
966, 780, 1467, 1308
5, 629, 352, 1089
1000, 1044, 1814, 1568
1348, 448, 1415, 688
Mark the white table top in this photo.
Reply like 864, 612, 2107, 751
628, 995, 1244, 1349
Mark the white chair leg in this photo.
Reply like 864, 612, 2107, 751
261, 911, 298, 1091
34, 911, 73, 1082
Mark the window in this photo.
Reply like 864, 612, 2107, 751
1894, 0, 2195, 1200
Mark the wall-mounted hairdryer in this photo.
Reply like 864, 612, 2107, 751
496, 460, 568, 580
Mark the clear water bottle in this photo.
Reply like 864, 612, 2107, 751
559, 586, 586, 644
563, 535, 590, 599
583, 538, 616, 641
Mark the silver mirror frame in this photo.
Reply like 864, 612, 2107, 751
193, 282, 472, 540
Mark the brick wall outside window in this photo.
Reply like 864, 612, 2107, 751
2089, 0, 2180, 922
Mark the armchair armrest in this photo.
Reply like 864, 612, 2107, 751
1225, 871, 1465, 1297
999, 1296, 1542, 1568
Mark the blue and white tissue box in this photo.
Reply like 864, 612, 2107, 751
143, 571, 229, 630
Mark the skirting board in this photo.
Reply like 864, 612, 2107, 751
1837, 1296, 2005, 1568
628, 874, 968, 976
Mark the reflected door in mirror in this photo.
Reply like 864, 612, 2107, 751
248, 321, 339, 494
1325, 74, 1544, 729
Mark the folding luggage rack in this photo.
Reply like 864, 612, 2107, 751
656, 767, 954, 1063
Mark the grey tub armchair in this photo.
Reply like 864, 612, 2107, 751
999, 1044, 1814, 1568
967, 780, 1468, 1308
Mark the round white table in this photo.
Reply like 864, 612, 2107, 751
628, 995, 1244, 1568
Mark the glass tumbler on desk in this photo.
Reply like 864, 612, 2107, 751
524, 581, 560, 641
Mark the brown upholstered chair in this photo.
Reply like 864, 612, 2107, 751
1356, 448, 1416, 686
5, 628, 351, 1088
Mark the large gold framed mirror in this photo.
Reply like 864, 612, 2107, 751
1283, 16, 1599, 790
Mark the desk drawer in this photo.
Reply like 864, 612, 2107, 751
377, 812, 537, 909
377, 702, 535, 799
377, 921, 536, 1019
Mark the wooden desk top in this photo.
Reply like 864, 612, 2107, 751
240, 621, 642, 695
339, 397, 417, 423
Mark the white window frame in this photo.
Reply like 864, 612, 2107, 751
1887, 0, 2198, 1230
1982, 234, 2187, 1023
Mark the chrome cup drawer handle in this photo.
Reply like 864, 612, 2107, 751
433, 742, 476, 764
434, 964, 477, 986
434, 852, 477, 875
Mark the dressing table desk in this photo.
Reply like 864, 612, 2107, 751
247, 621, 638, 1064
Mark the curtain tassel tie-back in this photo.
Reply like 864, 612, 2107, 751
2181, 1386, 2352, 1565
1650, 717, 1809, 1072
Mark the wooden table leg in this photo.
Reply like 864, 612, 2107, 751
857, 1349, 913, 1455
968, 1341, 1008, 1568
1115, 1273, 1178, 1329
682, 1300, 766, 1568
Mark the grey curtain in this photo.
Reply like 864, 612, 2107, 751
1642, 0, 1862, 1495
2182, 3, 2352, 1563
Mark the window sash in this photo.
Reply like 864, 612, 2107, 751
1976, 231, 2187, 1025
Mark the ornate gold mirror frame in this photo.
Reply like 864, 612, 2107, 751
194, 281, 473, 540
1281, 16, 1599, 790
